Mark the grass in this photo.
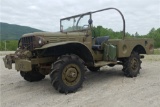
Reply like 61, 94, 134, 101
0, 40, 18, 51
154, 49, 160, 55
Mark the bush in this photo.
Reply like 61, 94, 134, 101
0, 40, 18, 51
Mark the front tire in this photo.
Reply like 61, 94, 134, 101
50, 55, 86, 94
123, 52, 141, 77
20, 70, 45, 82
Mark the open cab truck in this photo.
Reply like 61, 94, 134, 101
3, 8, 154, 94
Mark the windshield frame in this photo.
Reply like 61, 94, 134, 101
60, 7, 126, 39
60, 12, 92, 32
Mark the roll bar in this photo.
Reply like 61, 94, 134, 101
91, 8, 126, 39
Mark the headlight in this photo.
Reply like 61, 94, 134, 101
38, 39, 42, 44
35, 36, 46, 47
37, 36, 46, 46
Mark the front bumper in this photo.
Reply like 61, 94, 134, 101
15, 59, 32, 71
3, 53, 56, 72
3, 55, 12, 69
3, 55, 32, 71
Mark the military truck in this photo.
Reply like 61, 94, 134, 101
3, 8, 154, 94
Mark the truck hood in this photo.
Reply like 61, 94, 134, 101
22, 31, 86, 43
22, 31, 86, 37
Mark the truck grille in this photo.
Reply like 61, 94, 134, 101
21, 36, 35, 50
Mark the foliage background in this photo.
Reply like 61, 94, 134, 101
0, 22, 160, 51
93, 26, 160, 48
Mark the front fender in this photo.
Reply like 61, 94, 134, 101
35, 41, 94, 66
35, 41, 83, 50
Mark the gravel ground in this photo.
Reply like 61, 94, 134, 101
0, 54, 160, 107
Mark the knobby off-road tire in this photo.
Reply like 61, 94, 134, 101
123, 51, 142, 77
50, 54, 86, 94
88, 67, 100, 72
20, 70, 45, 82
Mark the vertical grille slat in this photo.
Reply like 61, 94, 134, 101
21, 36, 34, 50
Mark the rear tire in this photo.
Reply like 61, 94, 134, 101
20, 70, 45, 82
50, 54, 86, 94
122, 51, 141, 77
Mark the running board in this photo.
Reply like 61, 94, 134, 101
94, 61, 117, 67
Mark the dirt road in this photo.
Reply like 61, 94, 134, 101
0, 55, 160, 107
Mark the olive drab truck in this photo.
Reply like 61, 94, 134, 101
3, 8, 154, 94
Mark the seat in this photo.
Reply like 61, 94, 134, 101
92, 36, 109, 50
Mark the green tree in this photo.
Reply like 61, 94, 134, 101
135, 32, 140, 37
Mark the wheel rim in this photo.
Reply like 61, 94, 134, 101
130, 58, 139, 71
62, 64, 81, 86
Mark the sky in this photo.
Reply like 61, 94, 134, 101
0, 0, 160, 35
